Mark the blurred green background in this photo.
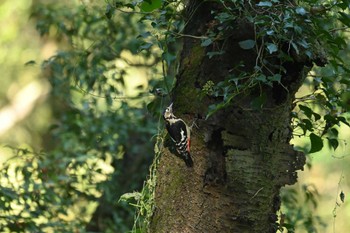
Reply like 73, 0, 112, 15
0, 0, 349, 232
1, 0, 160, 232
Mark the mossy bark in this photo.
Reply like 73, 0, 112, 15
150, 1, 310, 232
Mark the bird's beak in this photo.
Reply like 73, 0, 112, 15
168, 102, 173, 111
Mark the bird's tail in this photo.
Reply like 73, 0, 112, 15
182, 151, 193, 167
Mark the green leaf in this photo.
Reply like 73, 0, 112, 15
302, 119, 313, 131
137, 31, 152, 38
238, 39, 256, 50
299, 105, 321, 121
162, 52, 176, 65
206, 102, 226, 119
327, 138, 339, 151
324, 114, 336, 124
256, 74, 267, 82
216, 12, 232, 23
340, 191, 345, 203
309, 133, 323, 153
268, 74, 281, 82
207, 51, 225, 58
24, 60, 36, 66
299, 105, 313, 119
257, 1, 272, 7
105, 4, 114, 19
296, 7, 307, 16
338, 116, 350, 127
298, 39, 309, 49
338, 12, 350, 27
266, 43, 278, 54
119, 192, 142, 202
313, 112, 321, 121
266, 30, 274, 36
201, 38, 213, 47
140, 0, 161, 12
251, 93, 267, 110
139, 42, 153, 50
147, 99, 162, 117
291, 41, 299, 54
330, 128, 339, 137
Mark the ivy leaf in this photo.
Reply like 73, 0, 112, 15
105, 4, 114, 19
24, 60, 36, 66
147, 98, 162, 117
256, 74, 267, 82
298, 39, 309, 49
257, 1, 273, 7
340, 191, 345, 203
302, 119, 313, 131
327, 138, 339, 151
299, 105, 321, 121
140, 0, 161, 12
266, 30, 274, 36
338, 116, 350, 127
296, 7, 307, 16
266, 43, 278, 54
137, 31, 152, 38
338, 12, 350, 27
216, 12, 231, 23
299, 105, 313, 119
291, 41, 300, 54
206, 103, 226, 119
313, 112, 321, 121
330, 128, 339, 137
162, 52, 176, 65
251, 93, 267, 110
238, 40, 256, 50
309, 133, 323, 153
201, 38, 213, 47
139, 42, 153, 51
207, 51, 225, 58
119, 192, 142, 202
268, 74, 281, 82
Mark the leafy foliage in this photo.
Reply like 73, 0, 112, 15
1, 0, 350, 232
280, 184, 326, 232
195, 0, 350, 153
1, 0, 184, 231
0, 0, 162, 232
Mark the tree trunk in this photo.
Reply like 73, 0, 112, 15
150, 1, 308, 232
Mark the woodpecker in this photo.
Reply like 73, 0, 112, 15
163, 103, 193, 167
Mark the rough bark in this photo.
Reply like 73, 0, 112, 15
150, 1, 309, 232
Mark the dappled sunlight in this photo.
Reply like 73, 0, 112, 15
0, 80, 51, 136
284, 60, 350, 232
288, 111, 350, 232
1, 0, 158, 231
0, 0, 55, 147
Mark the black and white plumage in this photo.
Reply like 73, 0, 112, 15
163, 103, 193, 167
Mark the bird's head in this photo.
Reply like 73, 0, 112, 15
163, 103, 174, 120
